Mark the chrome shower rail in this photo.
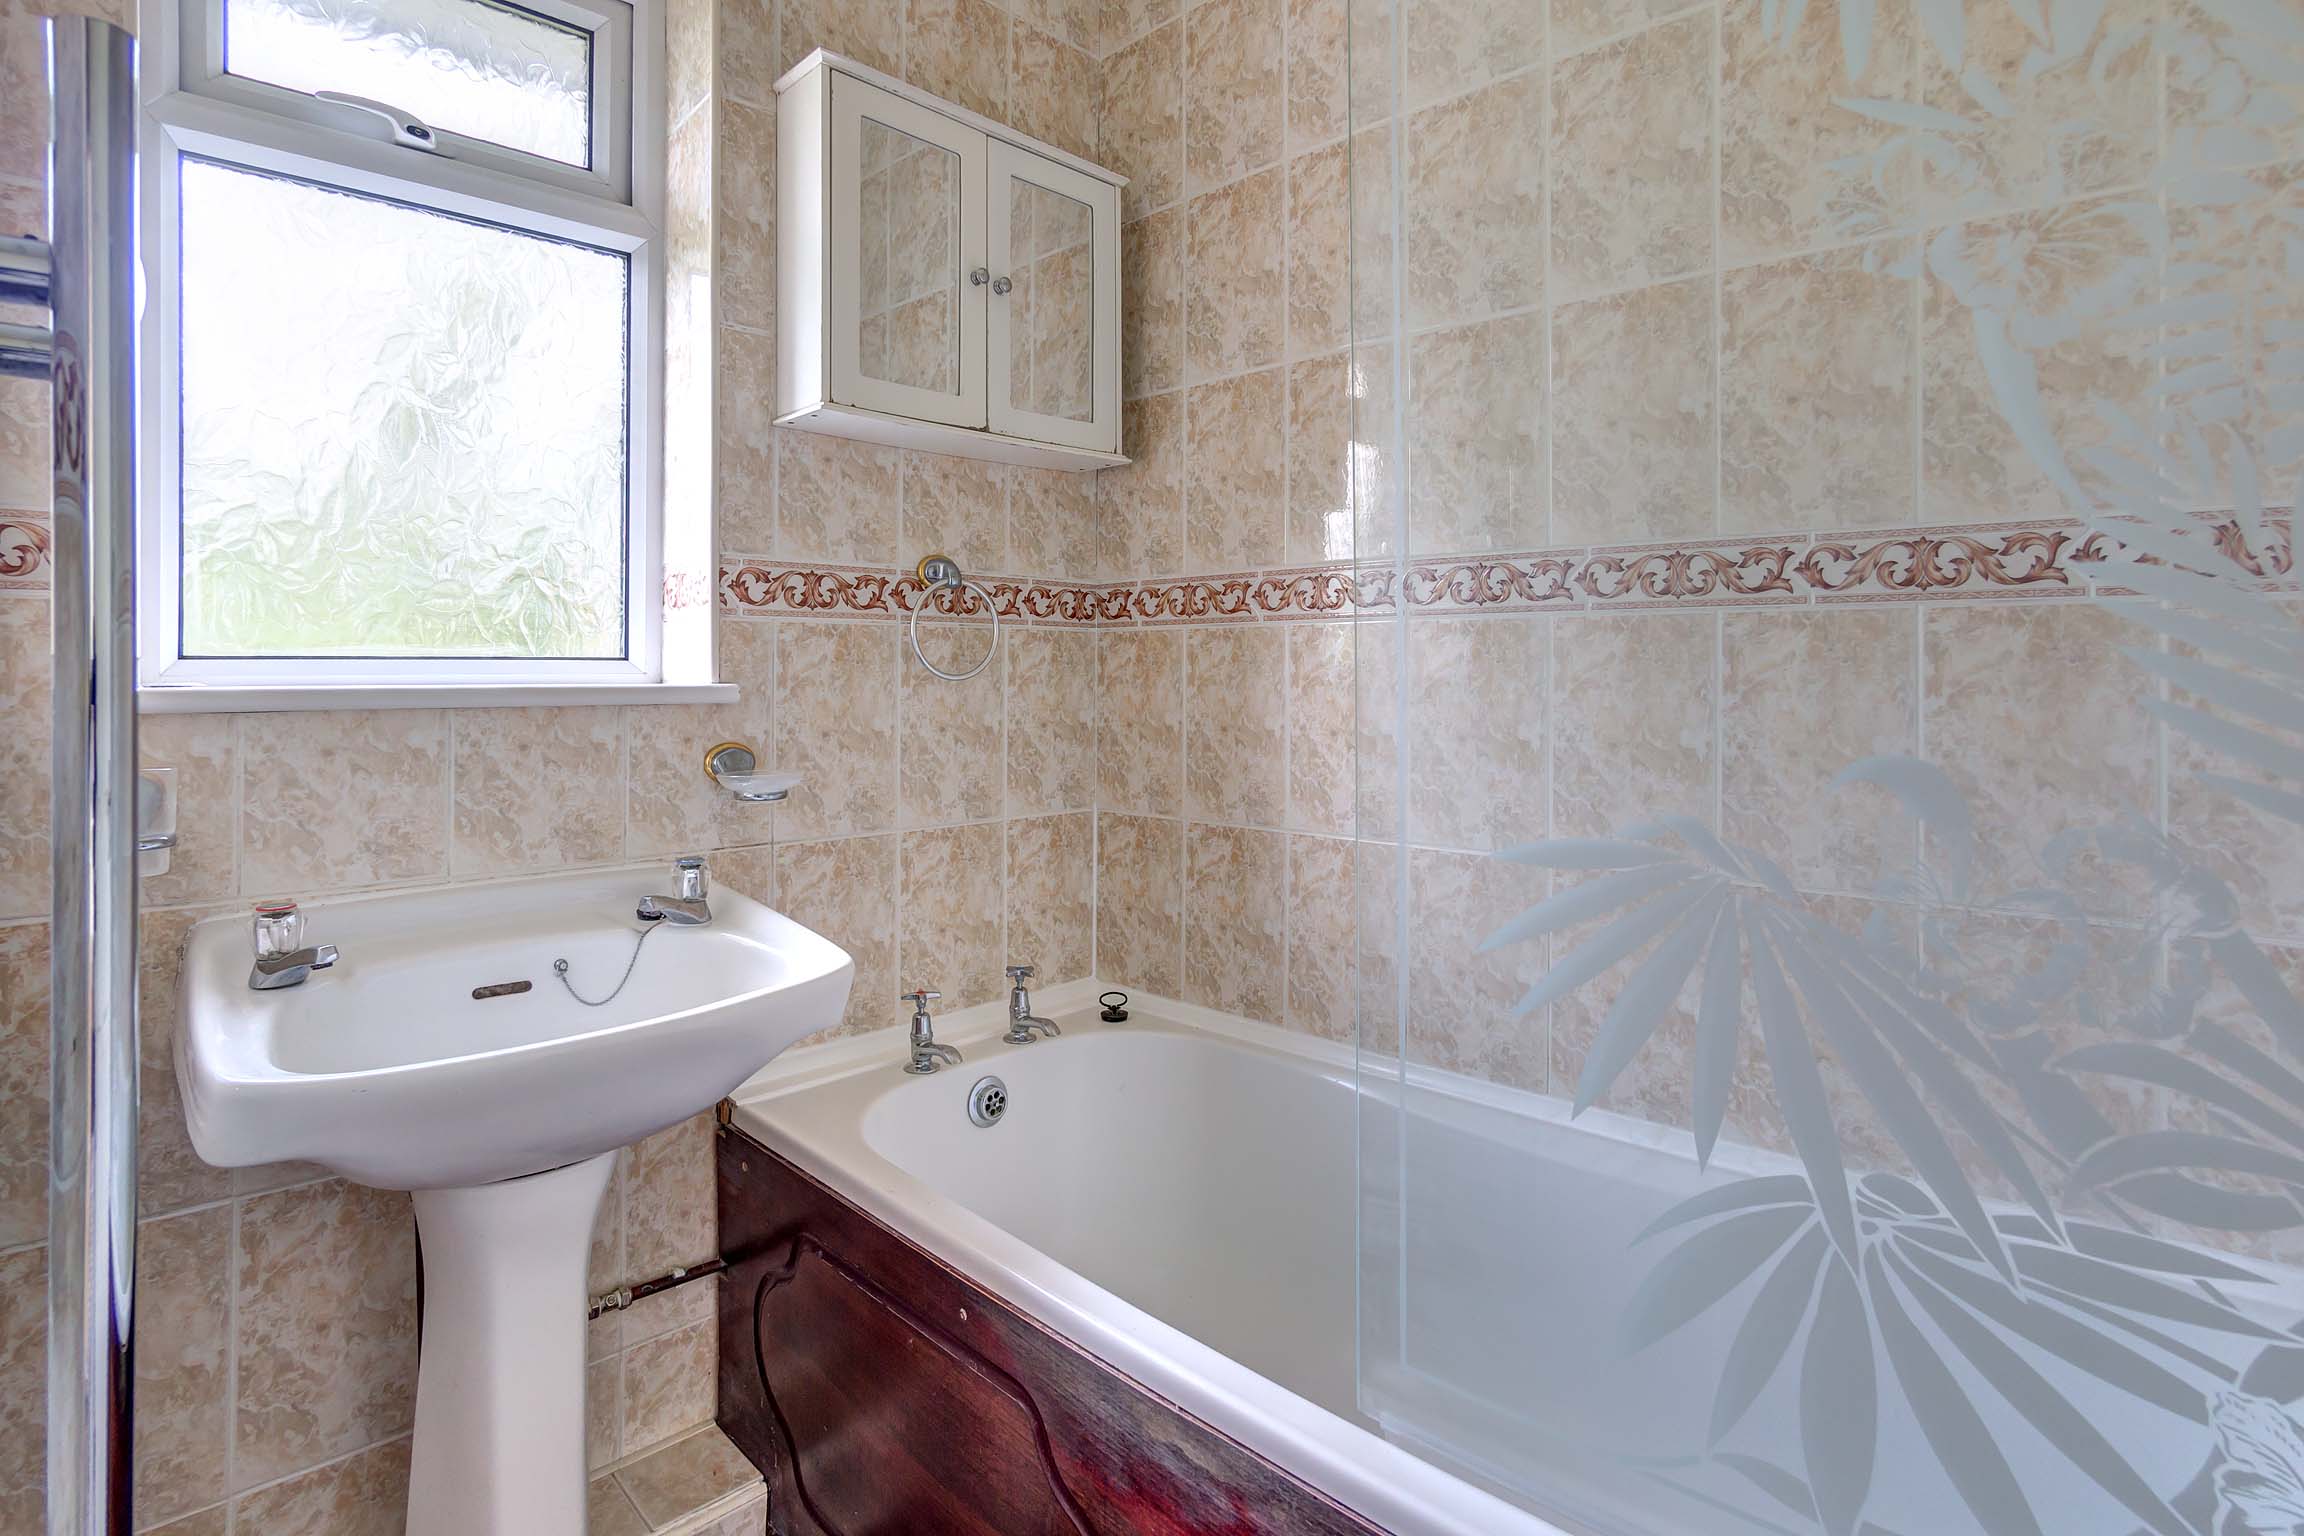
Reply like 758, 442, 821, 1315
43, 16, 141, 1536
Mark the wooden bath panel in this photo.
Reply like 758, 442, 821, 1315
716, 1124, 1391, 1536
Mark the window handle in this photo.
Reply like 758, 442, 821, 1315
314, 92, 449, 154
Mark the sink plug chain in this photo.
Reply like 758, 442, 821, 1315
553, 924, 660, 1007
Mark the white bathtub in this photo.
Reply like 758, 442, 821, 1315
731, 993, 2304, 1536
730, 998, 1560, 1536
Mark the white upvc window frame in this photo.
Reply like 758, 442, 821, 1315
135, 0, 692, 705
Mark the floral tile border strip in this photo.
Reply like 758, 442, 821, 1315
717, 512, 2295, 626
0, 517, 48, 591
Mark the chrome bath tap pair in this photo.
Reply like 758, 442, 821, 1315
901, 964, 1061, 1073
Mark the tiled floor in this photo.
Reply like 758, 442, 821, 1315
589, 1425, 765, 1535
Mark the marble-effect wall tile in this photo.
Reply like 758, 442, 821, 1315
1100, 25, 1184, 220
233, 1179, 419, 1488
1408, 848, 1550, 1091
1186, 626, 1286, 825
1184, 824, 1286, 1022
139, 713, 238, 906
1720, 608, 1915, 892
777, 432, 900, 565
1008, 466, 1101, 581
1286, 623, 1357, 834
1096, 812, 1183, 994
902, 453, 1007, 577
1405, 0, 1540, 108
778, 836, 900, 1037
0, 923, 44, 1251
232, 1438, 413, 1536
1121, 209, 1184, 399
1407, 615, 1547, 850
1550, 13, 1713, 301
451, 707, 624, 877
135, 1206, 232, 1527
1405, 74, 1543, 327
905, 0, 1011, 121
2, 601, 54, 919
1185, 170, 1285, 380
1923, 603, 2157, 912
1720, 0, 1917, 263
1185, 369, 1287, 573
717, 329, 777, 557
1550, 611, 1716, 839
1012, 26, 1097, 160
902, 623, 1005, 826
1549, 276, 1714, 545
1006, 811, 1095, 982
1007, 627, 1096, 815
1100, 393, 1187, 578
1098, 629, 1184, 816
1186, 0, 1283, 189
900, 822, 1005, 1007
239, 712, 450, 895
1406, 313, 1546, 556
774, 622, 899, 840
1719, 243, 1915, 533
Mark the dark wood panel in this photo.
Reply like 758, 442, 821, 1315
716, 1125, 1392, 1536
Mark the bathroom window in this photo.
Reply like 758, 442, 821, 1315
138, 0, 676, 697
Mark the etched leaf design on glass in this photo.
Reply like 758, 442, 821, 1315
225, 0, 593, 165
1624, 1174, 2270, 1536
178, 160, 628, 658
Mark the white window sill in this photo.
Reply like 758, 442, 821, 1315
136, 682, 741, 714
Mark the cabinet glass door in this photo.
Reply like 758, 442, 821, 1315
985, 141, 1118, 453
828, 74, 985, 428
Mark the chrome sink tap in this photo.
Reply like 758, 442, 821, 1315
250, 945, 339, 991
637, 856, 713, 927
1002, 964, 1060, 1044
247, 899, 339, 990
902, 989, 962, 1074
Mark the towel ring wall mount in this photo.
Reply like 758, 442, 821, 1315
909, 554, 1001, 683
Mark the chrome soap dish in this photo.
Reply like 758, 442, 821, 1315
703, 742, 800, 803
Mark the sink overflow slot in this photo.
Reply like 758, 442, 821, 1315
471, 980, 533, 1000
968, 1076, 1007, 1127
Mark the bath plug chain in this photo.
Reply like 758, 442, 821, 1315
554, 924, 659, 1007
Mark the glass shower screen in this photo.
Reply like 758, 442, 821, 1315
1343, 0, 2304, 1532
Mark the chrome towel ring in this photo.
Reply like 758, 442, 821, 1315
909, 553, 1001, 682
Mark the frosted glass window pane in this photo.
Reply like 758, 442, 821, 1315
178, 159, 629, 659
226, 0, 592, 166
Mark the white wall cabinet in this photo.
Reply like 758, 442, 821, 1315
774, 51, 1127, 470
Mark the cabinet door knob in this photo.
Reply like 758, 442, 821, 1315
970, 267, 990, 286
991, 275, 1012, 295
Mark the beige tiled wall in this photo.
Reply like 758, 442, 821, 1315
0, 0, 1103, 1523
1083, 0, 2304, 1180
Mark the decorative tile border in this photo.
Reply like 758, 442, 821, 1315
718, 559, 1102, 624
0, 516, 49, 591
716, 513, 2293, 627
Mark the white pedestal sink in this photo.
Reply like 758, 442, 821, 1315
173, 865, 855, 1536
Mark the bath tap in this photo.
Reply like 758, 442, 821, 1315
637, 855, 713, 926
903, 988, 963, 1074
1002, 965, 1060, 1044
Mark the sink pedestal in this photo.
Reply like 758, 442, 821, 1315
405, 1152, 617, 1536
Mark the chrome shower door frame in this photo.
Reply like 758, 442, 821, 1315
42, 15, 143, 1536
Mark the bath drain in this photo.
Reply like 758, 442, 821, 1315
968, 1076, 1008, 1127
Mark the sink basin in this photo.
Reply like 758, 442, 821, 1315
176, 864, 853, 1190
173, 862, 854, 1536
